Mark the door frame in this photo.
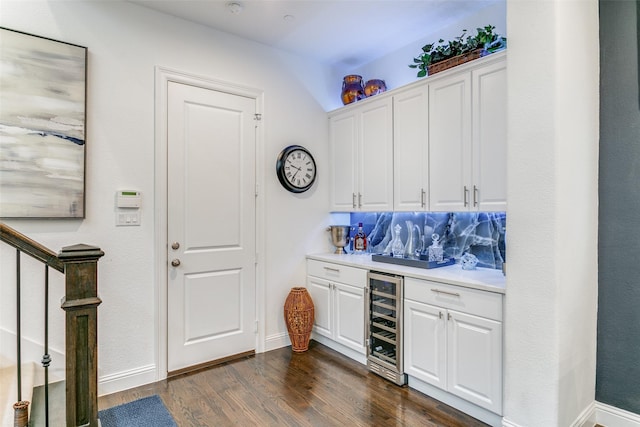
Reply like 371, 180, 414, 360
154, 66, 265, 380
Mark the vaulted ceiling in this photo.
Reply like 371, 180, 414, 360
129, 0, 501, 68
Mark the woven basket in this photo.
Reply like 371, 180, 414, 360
284, 287, 315, 352
427, 48, 484, 75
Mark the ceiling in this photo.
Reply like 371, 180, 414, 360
128, 0, 500, 69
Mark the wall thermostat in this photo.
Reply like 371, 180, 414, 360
117, 190, 141, 208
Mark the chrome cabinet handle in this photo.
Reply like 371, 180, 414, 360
358, 193, 362, 208
352, 193, 357, 209
439, 311, 443, 319
171, 241, 180, 250
473, 185, 478, 207
171, 259, 181, 267
431, 288, 460, 298
421, 189, 426, 208
448, 312, 452, 321
463, 186, 469, 207
324, 266, 340, 273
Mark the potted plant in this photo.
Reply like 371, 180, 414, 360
409, 25, 507, 77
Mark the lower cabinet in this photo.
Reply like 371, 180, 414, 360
306, 260, 367, 358
404, 277, 503, 415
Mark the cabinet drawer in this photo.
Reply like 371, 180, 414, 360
307, 260, 367, 288
404, 277, 502, 321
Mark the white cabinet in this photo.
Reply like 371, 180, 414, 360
428, 71, 472, 211
393, 85, 430, 211
429, 55, 506, 212
328, 52, 506, 213
306, 259, 367, 356
404, 277, 503, 415
472, 59, 507, 211
329, 97, 393, 211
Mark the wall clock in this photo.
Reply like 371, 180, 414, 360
276, 145, 317, 193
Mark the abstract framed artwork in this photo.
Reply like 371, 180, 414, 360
0, 27, 87, 218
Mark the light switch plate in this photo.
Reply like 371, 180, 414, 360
116, 211, 140, 226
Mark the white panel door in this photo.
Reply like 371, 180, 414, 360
429, 72, 472, 211
404, 299, 447, 389
307, 276, 332, 339
329, 111, 358, 211
167, 81, 256, 372
333, 282, 365, 353
359, 97, 393, 211
393, 86, 429, 211
447, 310, 503, 414
472, 59, 507, 211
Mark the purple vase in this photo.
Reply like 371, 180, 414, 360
341, 75, 365, 105
364, 79, 387, 97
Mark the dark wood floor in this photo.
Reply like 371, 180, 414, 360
99, 340, 488, 426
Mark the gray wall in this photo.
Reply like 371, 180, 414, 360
597, 0, 640, 413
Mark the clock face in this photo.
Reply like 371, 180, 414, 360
276, 145, 317, 193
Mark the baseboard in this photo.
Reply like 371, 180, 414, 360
264, 332, 290, 352
98, 364, 157, 396
503, 401, 640, 427
502, 419, 526, 427
407, 375, 502, 427
310, 334, 367, 365
573, 400, 596, 427
592, 402, 640, 427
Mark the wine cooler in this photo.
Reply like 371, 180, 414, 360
366, 271, 407, 386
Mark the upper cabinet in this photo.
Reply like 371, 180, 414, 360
328, 52, 506, 213
429, 55, 507, 212
393, 85, 429, 211
472, 59, 507, 212
329, 96, 393, 211
428, 71, 472, 211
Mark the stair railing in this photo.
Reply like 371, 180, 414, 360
1, 223, 103, 427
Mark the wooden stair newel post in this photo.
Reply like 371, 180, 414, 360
59, 244, 104, 427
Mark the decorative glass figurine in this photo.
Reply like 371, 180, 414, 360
460, 252, 479, 270
391, 224, 405, 258
428, 233, 444, 262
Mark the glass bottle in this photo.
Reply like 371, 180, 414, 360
353, 222, 367, 253
391, 224, 405, 258
428, 233, 444, 262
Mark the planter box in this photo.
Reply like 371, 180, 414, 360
427, 48, 485, 75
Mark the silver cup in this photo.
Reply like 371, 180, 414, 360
328, 225, 350, 254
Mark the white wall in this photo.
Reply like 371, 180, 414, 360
503, 0, 599, 426
0, 0, 335, 394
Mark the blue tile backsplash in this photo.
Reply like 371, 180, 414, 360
349, 212, 506, 269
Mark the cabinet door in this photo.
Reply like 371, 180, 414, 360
429, 72, 472, 211
329, 111, 358, 211
472, 59, 507, 211
358, 98, 394, 211
447, 310, 502, 414
394, 86, 429, 211
306, 276, 333, 339
404, 299, 447, 389
333, 282, 366, 354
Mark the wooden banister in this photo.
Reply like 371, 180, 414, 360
0, 223, 64, 272
59, 244, 104, 427
1, 223, 103, 427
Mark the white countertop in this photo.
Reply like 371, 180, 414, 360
307, 253, 506, 294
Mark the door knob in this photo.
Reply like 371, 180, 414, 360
171, 241, 180, 250
171, 259, 181, 267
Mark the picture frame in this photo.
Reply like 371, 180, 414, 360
0, 27, 87, 219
